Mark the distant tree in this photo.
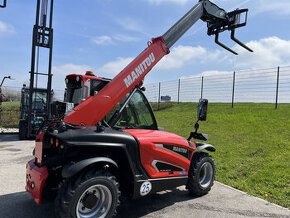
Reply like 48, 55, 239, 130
2, 87, 21, 101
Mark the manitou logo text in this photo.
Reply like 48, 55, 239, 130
173, 146, 187, 154
124, 53, 155, 88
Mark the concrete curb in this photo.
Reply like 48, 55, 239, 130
216, 181, 290, 211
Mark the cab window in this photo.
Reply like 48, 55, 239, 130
105, 90, 157, 130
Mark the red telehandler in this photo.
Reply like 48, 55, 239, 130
26, 1, 252, 217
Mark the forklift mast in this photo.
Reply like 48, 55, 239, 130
27, 0, 54, 138
63, 0, 252, 126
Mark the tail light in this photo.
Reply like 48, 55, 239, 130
50, 137, 60, 147
35, 131, 45, 166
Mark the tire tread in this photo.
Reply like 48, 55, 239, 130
55, 168, 120, 218
188, 152, 216, 196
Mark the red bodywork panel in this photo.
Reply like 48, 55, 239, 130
66, 74, 104, 83
64, 37, 170, 126
26, 159, 48, 205
35, 131, 45, 166
124, 129, 196, 178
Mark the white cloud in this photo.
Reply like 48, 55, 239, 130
180, 70, 232, 79
255, 0, 290, 16
212, 0, 290, 16
92, 35, 113, 45
115, 17, 151, 36
202, 70, 232, 77
0, 21, 15, 35
156, 45, 222, 70
116, 17, 143, 32
210, 0, 251, 10
96, 45, 222, 76
95, 36, 290, 79
92, 34, 139, 45
53, 64, 92, 76
52, 64, 93, 89
156, 46, 206, 69
178, 37, 290, 81
98, 57, 134, 75
147, 0, 191, 5
235, 37, 290, 69
171, 37, 290, 71
113, 34, 139, 42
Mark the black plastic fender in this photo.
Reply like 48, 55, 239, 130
195, 142, 216, 152
62, 157, 119, 178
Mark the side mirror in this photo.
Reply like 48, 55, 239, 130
197, 99, 208, 121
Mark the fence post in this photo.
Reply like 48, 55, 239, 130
275, 66, 280, 110
232, 71, 236, 108
157, 82, 161, 111
200, 76, 204, 99
177, 79, 181, 104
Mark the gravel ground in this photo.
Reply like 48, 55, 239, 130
0, 134, 289, 218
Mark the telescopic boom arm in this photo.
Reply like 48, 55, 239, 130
64, 0, 252, 126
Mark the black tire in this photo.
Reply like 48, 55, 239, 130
18, 120, 27, 140
42, 186, 57, 201
187, 152, 215, 196
55, 168, 120, 218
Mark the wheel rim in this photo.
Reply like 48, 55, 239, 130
76, 184, 112, 218
199, 162, 213, 188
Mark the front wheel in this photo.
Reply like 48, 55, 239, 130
55, 169, 120, 218
187, 152, 215, 196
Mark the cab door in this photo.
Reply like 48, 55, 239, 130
119, 90, 194, 179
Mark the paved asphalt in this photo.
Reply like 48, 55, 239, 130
0, 134, 289, 218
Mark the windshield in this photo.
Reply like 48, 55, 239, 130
22, 90, 47, 112
105, 90, 157, 130
33, 92, 47, 110
65, 79, 90, 105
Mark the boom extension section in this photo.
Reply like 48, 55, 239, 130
64, 0, 252, 126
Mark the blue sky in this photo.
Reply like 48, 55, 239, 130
1, 0, 290, 91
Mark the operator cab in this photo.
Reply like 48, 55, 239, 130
52, 73, 111, 119
20, 87, 48, 120
64, 74, 110, 106
19, 85, 50, 139
54, 73, 158, 130
105, 89, 158, 130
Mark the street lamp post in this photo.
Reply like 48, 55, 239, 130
0, 0, 7, 8
0, 76, 12, 87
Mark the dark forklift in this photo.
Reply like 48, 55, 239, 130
18, 84, 51, 139
19, 0, 54, 139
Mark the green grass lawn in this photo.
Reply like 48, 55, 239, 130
0, 101, 20, 128
154, 103, 290, 208
1, 101, 20, 108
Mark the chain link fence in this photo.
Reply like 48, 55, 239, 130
144, 66, 290, 110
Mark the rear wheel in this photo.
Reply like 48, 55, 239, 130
187, 152, 215, 196
18, 120, 27, 140
55, 169, 120, 218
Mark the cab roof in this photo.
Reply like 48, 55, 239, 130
66, 74, 111, 83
